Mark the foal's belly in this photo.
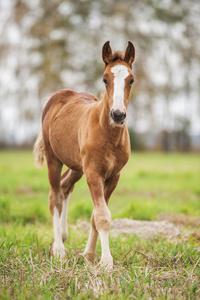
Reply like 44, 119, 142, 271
50, 131, 83, 171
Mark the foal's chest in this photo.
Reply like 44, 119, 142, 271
104, 146, 130, 179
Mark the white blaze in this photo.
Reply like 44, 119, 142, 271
110, 65, 129, 111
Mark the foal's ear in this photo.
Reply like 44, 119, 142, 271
102, 41, 113, 66
124, 41, 135, 68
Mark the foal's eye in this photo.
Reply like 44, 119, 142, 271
130, 78, 134, 85
103, 78, 108, 85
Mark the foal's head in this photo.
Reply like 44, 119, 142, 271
102, 41, 135, 126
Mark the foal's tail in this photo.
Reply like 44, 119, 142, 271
33, 129, 45, 168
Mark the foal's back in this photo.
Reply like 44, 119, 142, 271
43, 89, 99, 124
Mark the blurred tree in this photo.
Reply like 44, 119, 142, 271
0, 0, 199, 148
174, 116, 191, 152
128, 128, 145, 151
27, 0, 158, 127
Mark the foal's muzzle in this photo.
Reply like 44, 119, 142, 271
110, 109, 126, 124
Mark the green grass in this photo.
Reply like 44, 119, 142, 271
0, 151, 200, 299
0, 151, 199, 224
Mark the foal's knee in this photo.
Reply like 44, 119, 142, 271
94, 206, 111, 232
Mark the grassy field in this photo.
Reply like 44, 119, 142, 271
0, 151, 200, 299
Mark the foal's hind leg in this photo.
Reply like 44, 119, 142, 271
45, 153, 65, 258
60, 169, 83, 242
83, 209, 98, 262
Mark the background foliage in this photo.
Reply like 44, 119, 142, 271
0, 0, 200, 150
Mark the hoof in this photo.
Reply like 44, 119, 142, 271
82, 251, 96, 263
100, 255, 113, 270
52, 242, 66, 258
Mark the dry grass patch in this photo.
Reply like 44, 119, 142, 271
159, 213, 200, 227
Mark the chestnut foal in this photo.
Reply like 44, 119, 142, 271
34, 41, 135, 268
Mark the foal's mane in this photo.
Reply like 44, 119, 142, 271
109, 51, 124, 63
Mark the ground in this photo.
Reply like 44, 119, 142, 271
0, 151, 199, 299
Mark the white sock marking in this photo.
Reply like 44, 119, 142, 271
53, 207, 65, 257
99, 230, 113, 266
61, 193, 70, 238
53, 207, 63, 245
110, 64, 129, 111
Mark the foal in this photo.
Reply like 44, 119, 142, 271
34, 41, 135, 268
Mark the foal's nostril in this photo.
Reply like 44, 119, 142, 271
110, 109, 115, 120
110, 109, 126, 123
120, 111, 126, 120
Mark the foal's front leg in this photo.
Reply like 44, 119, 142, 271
85, 172, 113, 268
